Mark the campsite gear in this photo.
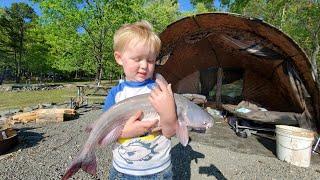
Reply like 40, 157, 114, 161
275, 125, 315, 167
62, 74, 214, 180
223, 101, 300, 125
228, 117, 274, 138
0, 128, 18, 155
312, 136, 320, 154
155, 13, 320, 131
206, 107, 223, 120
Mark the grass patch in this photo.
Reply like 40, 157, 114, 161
0, 81, 117, 111
0, 88, 77, 111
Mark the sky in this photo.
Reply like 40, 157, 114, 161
178, 0, 221, 11
0, 0, 221, 15
0, 0, 41, 15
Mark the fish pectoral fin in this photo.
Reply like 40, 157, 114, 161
155, 73, 169, 86
98, 125, 123, 147
176, 120, 189, 146
85, 123, 94, 133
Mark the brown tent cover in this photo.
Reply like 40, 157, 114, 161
155, 13, 320, 131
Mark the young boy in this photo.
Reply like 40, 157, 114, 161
104, 20, 177, 179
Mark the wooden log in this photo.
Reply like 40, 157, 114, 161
8, 108, 76, 124
11, 112, 37, 124
36, 109, 76, 123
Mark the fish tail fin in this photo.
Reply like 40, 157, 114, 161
62, 152, 97, 180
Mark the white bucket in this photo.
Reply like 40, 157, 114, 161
276, 125, 315, 167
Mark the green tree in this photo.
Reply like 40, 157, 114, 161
0, 8, 12, 74
0, 3, 36, 83
35, 0, 147, 84
35, 0, 179, 84
190, 0, 215, 11
143, 0, 179, 33
24, 21, 52, 78
180, 0, 215, 17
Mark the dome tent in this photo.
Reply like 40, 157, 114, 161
155, 13, 320, 131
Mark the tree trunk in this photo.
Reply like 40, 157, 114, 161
16, 26, 24, 83
95, 63, 103, 86
280, 5, 286, 29
310, 23, 320, 81
109, 72, 112, 83
94, 41, 104, 86
74, 70, 78, 79
17, 51, 22, 83
14, 50, 21, 83
311, 42, 319, 80
0, 68, 5, 85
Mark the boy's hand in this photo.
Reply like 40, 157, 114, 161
120, 110, 159, 139
149, 79, 178, 138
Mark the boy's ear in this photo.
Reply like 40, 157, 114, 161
114, 51, 123, 66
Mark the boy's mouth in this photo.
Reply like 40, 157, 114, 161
138, 72, 147, 76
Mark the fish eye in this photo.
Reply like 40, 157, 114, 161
203, 122, 207, 125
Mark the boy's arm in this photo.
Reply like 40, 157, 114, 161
149, 80, 178, 138
104, 88, 158, 139
119, 111, 159, 138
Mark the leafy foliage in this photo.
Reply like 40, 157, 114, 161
0, 3, 37, 82
190, 0, 215, 11
32, 0, 179, 84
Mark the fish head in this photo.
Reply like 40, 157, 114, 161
180, 98, 213, 132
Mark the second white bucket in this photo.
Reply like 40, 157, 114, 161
276, 125, 315, 167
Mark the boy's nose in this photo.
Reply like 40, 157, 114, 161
139, 59, 147, 69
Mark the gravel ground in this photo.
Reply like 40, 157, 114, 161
1, 107, 320, 180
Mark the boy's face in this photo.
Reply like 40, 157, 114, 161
114, 39, 156, 82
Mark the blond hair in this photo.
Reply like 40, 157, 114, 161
113, 20, 161, 56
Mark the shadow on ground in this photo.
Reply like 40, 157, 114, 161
199, 164, 227, 180
171, 144, 226, 180
16, 127, 44, 150
190, 119, 277, 157
256, 136, 276, 156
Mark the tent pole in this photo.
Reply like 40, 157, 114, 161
216, 67, 223, 109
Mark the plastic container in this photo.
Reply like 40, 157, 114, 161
276, 125, 315, 167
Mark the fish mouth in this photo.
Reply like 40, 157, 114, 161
207, 123, 213, 128
190, 123, 213, 133
190, 128, 206, 133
